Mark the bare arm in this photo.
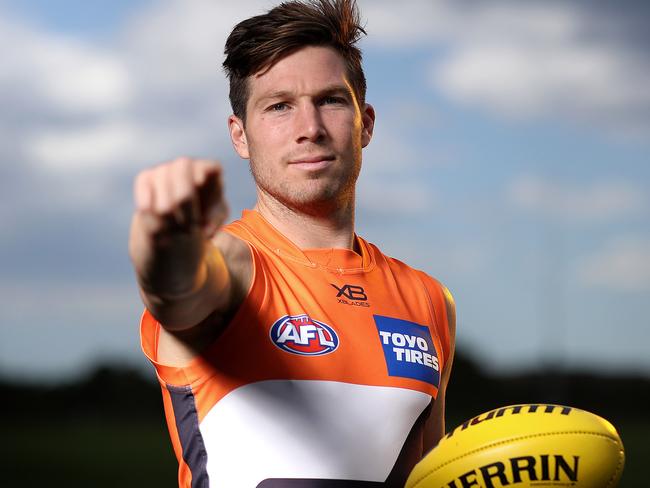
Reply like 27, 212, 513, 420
423, 285, 456, 450
128, 157, 238, 331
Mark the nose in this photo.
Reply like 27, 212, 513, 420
295, 102, 326, 144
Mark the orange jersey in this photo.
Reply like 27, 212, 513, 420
141, 210, 452, 487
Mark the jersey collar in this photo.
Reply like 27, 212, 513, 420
239, 209, 375, 274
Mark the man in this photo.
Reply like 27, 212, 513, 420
129, 1, 455, 486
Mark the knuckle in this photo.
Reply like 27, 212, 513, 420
174, 155, 192, 167
175, 187, 195, 206
154, 198, 174, 216
135, 168, 151, 184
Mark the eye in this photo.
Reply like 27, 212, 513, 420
269, 102, 288, 112
322, 96, 346, 105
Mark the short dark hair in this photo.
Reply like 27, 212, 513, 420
223, 0, 367, 121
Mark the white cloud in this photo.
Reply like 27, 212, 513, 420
0, 16, 132, 115
119, 0, 263, 91
27, 120, 138, 169
360, 0, 448, 45
4, 0, 270, 174
423, 2, 650, 136
435, 40, 649, 123
362, 1, 578, 47
508, 175, 647, 221
576, 237, 650, 292
40, 42, 132, 114
1, 0, 264, 223
358, 179, 435, 215
25, 118, 212, 172
8, 0, 648, 181
359, 0, 650, 136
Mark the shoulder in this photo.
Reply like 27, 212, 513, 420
213, 227, 251, 264
415, 271, 456, 340
212, 228, 253, 303
418, 273, 455, 323
361, 238, 414, 274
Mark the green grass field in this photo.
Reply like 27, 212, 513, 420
3, 360, 646, 486
2, 415, 646, 486
3, 417, 176, 487
614, 420, 647, 488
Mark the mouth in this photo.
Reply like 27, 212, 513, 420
288, 155, 336, 170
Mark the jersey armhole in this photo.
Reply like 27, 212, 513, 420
414, 271, 451, 371
138, 234, 267, 388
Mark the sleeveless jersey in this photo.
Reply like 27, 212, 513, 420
140, 210, 451, 487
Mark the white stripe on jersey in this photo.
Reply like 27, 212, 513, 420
200, 379, 432, 487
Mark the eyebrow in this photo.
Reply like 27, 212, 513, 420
254, 84, 354, 108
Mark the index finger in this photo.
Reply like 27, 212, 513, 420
193, 160, 224, 215
134, 169, 154, 212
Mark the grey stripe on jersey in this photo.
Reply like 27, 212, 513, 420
168, 384, 209, 488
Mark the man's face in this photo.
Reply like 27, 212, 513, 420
229, 46, 374, 215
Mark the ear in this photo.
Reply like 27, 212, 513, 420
228, 114, 249, 159
360, 103, 375, 148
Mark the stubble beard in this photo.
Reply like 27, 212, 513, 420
249, 155, 361, 218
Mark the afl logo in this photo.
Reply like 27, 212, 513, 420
270, 314, 339, 356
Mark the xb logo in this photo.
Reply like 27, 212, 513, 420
331, 284, 369, 307
331, 284, 367, 300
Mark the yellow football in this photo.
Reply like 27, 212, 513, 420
406, 404, 625, 488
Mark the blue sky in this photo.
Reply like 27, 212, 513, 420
1, 0, 648, 381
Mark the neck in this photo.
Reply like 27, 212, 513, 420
254, 192, 356, 250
